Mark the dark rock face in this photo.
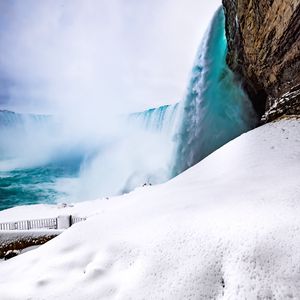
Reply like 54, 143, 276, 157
222, 0, 300, 122
0, 234, 58, 258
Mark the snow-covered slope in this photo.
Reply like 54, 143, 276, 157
0, 118, 299, 299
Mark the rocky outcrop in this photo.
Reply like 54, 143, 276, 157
222, 0, 300, 122
0, 231, 60, 258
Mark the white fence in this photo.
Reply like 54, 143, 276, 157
0, 215, 86, 231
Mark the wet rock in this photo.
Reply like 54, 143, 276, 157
222, 0, 300, 122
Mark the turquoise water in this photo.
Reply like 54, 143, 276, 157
0, 105, 179, 210
129, 104, 179, 132
172, 8, 257, 175
0, 161, 81, 211
0, 110, 88, 210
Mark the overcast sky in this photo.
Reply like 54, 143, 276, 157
0, 0, 221, 114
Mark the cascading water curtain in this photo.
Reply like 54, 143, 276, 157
172, 7, 257, 176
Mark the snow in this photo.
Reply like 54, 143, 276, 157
0, 118, 299, 299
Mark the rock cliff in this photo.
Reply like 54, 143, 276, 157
222, 0, 300, 122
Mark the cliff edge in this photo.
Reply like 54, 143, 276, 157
222, 0, 300, 122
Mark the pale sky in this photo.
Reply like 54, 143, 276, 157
0, 0, 221, 114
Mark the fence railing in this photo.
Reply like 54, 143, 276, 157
71, 216, 86, 225
0, 215, 86, 231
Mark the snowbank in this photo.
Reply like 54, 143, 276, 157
0, 119, 299, 299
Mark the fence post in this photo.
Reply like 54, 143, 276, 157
57, 215, 71, 229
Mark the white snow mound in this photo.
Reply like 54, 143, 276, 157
0, 119, 300, 299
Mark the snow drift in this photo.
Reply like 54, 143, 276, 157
0, 118, 299, 299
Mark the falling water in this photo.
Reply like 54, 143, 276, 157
172, 7, 257, 176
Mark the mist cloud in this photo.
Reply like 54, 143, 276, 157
0, 0, 220, 116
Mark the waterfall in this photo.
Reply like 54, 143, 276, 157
77, 104, 180, 200
0, 110, 24, 127
0, 110, 75, 168
129, 104, 179, 133
0, 110, 50, 128
0, 7, 258, 208
172, 7, 257, 176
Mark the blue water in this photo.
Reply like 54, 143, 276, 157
0, 7, 257, 211
0, 164, 78, 211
